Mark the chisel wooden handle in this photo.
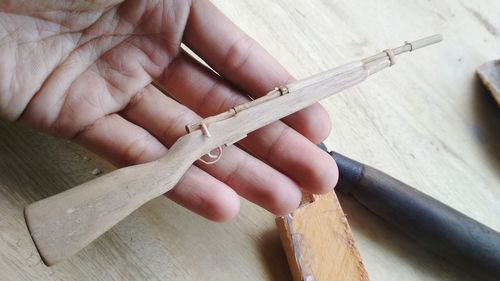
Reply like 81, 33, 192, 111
324, 147, 500, 277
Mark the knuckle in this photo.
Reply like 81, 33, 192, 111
265, 185, 300, 215
119, 132, 155, 166
221, 34, 254, 74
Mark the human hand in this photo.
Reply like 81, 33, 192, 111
0, 0, 338, 221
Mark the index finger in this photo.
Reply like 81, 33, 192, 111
183, 0, 331, 143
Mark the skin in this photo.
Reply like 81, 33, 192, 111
0, 0, 338, 221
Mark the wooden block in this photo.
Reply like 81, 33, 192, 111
276, 192, 369, 281
477, 60, 500, 105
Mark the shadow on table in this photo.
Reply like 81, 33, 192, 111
257, 229, 293, 281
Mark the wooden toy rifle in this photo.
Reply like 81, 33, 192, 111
24, 35, 443, 266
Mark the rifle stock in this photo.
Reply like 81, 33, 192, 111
25, 134, 202, 265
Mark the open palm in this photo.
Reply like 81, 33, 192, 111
0, 0, 337, 220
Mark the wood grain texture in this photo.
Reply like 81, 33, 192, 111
1, 0, 499, 280
276, 193, 369, 281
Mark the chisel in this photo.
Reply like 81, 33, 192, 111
318, 143, 500, 277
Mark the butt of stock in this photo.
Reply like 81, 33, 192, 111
24, 144, 195, 265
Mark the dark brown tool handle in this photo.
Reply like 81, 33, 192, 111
323, 147, 500, 277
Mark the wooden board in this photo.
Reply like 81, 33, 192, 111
477, 60, 500, 105
276, 193, 369, 281
1, 0, 499, 280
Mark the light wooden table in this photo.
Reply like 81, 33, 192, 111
1, 1, 499, 280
